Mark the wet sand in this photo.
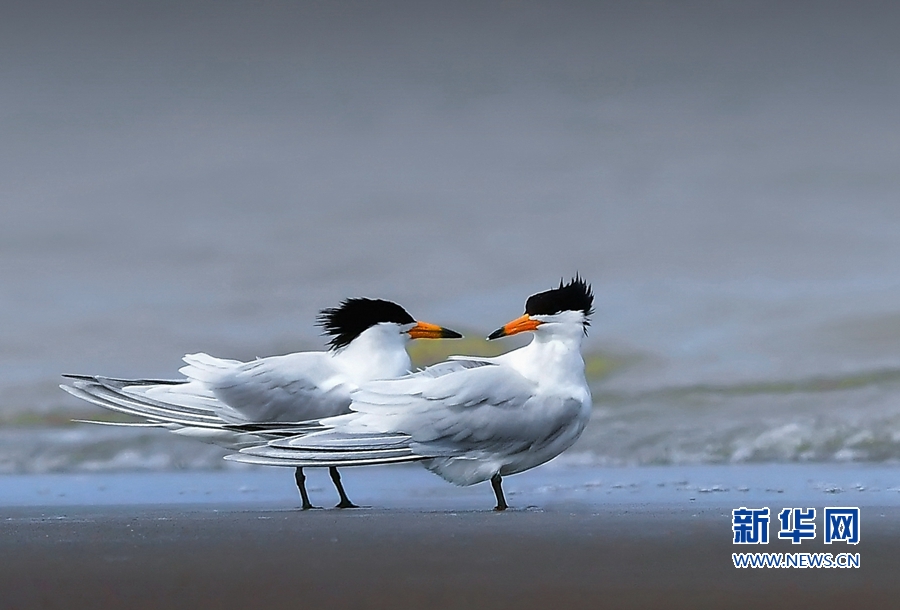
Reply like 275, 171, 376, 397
2, 504, 898, 610
2, 466, 898, 609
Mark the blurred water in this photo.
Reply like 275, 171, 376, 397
4, 463, 900, 508
2, 1, 900, 470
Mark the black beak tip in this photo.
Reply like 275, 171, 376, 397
487, 327, 506, 340
441, 328, 463, 339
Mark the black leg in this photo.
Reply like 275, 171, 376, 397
330, 467, 359, 508
491, 473, 508, 511
294, 467, 319, 510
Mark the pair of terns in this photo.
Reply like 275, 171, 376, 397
62, 277, 594, 510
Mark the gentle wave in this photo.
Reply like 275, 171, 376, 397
2, 368, 899, 472
576, 369, 900, 465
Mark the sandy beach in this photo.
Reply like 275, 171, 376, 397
5, 504, 897, 610
2, 465, 898, 609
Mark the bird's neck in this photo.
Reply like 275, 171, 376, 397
330, 326, 411, 383
503, 331, 586, 390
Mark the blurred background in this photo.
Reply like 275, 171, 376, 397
2, 0, 899, 472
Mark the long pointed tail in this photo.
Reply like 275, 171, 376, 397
61, 376, 225, 428
227, 429, 425, 468
61, 373, 325, 450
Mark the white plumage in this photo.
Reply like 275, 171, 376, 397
63, 322, 416, 436
61, 299, 461, 508
231, 278, 595, 510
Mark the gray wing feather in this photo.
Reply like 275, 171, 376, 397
61, 382, 224, 427
225, 453, 423, 467
180, 353, 352, 423
228, 364, 546, 469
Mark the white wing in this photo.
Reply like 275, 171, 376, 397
61, 351, 352, 450
233, 362, 588, 485
177, 352, 352, 423
61, 376, 225, 427
350, 365, 584, 463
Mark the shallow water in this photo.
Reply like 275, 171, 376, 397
2, 463, 900, 509
2, 1, 900, 471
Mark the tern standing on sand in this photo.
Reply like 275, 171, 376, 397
232, 277, 594, 510
61, 299, 462, 509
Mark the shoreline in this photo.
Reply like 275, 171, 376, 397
2, 462, 899, 509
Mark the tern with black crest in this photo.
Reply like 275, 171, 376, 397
230, 276, 594, 510
61, 298, 462, 509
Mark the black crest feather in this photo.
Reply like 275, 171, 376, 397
317, 298, 415, 350
524, 275, 594, 331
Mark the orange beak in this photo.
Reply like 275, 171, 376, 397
488, 314, 542, 340
406, 321, 463, 340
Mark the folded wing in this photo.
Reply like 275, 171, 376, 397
62, 351, 353, 449
231, 359, 586, 484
